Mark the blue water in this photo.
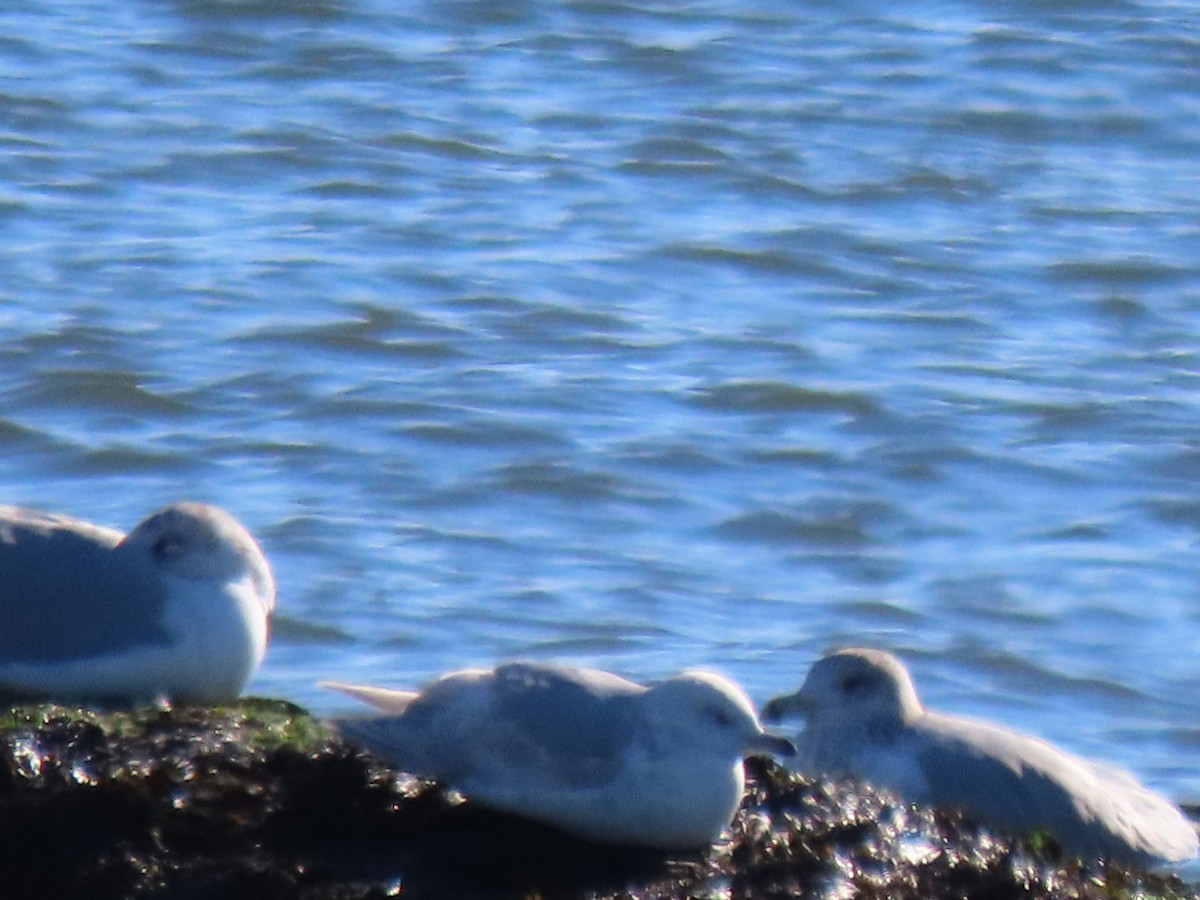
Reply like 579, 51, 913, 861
3, 0, 1200, 818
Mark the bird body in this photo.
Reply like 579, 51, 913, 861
326, 661, 793, 848
0, 502, 275, 705
764, 648, 1198, 866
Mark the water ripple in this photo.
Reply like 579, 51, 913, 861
3, 0, 1199, 799
688, 381, 880, 418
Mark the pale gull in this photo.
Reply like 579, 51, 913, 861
763, 648, 1198, 866
324, 661, 794, 848
0, 502, 275, 706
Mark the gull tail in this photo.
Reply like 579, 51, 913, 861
321, 681, 428, 771
320, 680, 419, 714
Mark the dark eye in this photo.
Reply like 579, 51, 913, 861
840, 674, 871, 694
152, 536, 182, 559
710, 708, 736, 728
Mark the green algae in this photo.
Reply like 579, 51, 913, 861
207, 696, 333, 753
2, 696, 331, 753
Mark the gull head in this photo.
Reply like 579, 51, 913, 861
647, 670, 795, 759
764, 648, 923, 728
121, 502, 276, 615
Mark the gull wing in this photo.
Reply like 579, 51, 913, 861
916, 711, 1197, 864
0, 507, 170, 665
331, 662, 646, 792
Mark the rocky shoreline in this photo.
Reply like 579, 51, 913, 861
0, 701, 1194, 900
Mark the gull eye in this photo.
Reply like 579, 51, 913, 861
709, 707, 736, 728
840, 673, 871, 695
152, 535, 183, 560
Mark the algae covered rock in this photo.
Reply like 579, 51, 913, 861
0, 700, 1194, 900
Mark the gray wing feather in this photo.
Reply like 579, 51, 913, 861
335, 663, 646, 790
918, 712, 1197, 863
487, 663, 643, 768
0, 509, 170, 662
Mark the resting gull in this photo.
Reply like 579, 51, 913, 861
763, 647, 1198, 866
324, 661, 794, 848
0, 501, 275, 705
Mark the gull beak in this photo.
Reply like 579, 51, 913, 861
761, 688, 810, 723
747, 730, 796, 758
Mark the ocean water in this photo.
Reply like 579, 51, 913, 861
3, 0, 1200, 817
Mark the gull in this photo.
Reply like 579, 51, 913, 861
324, 661, 794, 848
763, 648, 1199, 866
0, 501, 275, 705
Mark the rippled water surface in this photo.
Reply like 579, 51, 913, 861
3, 0, 1200, 814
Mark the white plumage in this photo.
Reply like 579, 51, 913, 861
325, 661, 794, 848
0, 501, 275, 705
764, 648, 1198, 866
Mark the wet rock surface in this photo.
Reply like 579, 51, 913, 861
0, 701, 1194, 900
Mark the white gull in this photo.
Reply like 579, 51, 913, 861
763, 648, 1198, 866
324, 661, 794, 848
0, 501, 275, 706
